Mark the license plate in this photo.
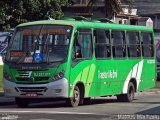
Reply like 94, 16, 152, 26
25, 93, 37, 97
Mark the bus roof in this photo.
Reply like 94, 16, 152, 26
17, 19, 153, 32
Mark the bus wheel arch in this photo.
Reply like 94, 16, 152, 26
130, 78, 137, 92
117, 78, 136, 102
67, 82, 85, 107
76, 82, 85, 104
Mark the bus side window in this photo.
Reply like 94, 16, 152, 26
112, 30, 125, 58
126, 31, 140, 58
73, 36, 82, 59
95, 29, 111, 59
141, 32, 154, 58
73, 29, 92, 60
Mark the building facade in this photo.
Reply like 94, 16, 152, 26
63, 0, 160, 35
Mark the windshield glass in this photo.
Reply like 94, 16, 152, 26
6, 25, 72, 63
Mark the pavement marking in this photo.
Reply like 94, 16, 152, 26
30, 119, 53, 120
0, 110, 102, 115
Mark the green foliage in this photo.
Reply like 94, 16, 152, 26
0, 0, 71, 31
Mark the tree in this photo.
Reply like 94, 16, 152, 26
88, 0, 134, 19
0, 0, 25, 31
0, 0, 71, 31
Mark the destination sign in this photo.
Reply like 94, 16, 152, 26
22, 29, 66, 36
10, 51, 26, 57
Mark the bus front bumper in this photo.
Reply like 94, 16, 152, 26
4, 78, 69, 98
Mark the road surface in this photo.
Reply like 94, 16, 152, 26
0, 91, 160, 120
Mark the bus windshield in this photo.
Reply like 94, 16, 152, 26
6, 25, 72, 63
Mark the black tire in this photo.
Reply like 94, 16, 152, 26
117, 82, 135, 102
66, 86, 80, 107
15, 97, 29, 108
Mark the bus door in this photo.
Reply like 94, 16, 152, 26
70, 28, 96, 97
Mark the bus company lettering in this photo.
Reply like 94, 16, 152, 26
98, 70, 118, 79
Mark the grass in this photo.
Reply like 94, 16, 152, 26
0, 65, 3, 92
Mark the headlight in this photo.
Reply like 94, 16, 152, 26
53, 70, 65, 81
3, 71, 12, 81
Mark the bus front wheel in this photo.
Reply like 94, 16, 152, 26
66, 86, 80, 107
117, 82, 135, 102
15, 97, 29, 108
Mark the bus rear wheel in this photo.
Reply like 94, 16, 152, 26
15, 97, 29, 108
117, 82, 135, 102
66, 86, 80, 107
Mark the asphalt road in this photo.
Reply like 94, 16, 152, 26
0, 91, 160, 120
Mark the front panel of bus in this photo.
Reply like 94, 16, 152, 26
3, 24, 72, 98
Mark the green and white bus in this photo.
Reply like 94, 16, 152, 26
3, 17, 156, 107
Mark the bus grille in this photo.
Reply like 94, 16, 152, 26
17, 71, 32, 78
16, 77, 33, 82
16, 71, 50, 82
16, 77, 50, 82
17, 87, 47, 92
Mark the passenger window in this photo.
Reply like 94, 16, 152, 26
141, 32, 154, 57
126, 31, 140, 58
112, 30, 125, 58
73, 29, 93, 59
95, 29, 111, 58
